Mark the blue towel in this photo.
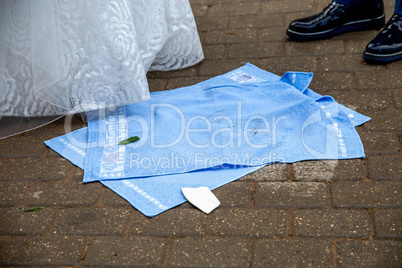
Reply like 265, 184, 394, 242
45, 64, 370, 217
46, 127, 261, 216
82, 65, 368, 182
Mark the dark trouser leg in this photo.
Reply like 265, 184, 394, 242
335, 0, 382, 7
395, 0, 402, 14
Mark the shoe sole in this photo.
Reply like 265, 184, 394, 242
363, 50, 402, 64
286, 15, 385, 41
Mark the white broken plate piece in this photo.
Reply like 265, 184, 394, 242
181, 186, 221, 214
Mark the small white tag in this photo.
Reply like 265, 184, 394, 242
181, 187, 220, 214
226, 70, 264, 83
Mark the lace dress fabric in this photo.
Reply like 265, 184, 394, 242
0, 0, 203, 137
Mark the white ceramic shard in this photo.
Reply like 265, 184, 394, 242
181, 187, 221, 214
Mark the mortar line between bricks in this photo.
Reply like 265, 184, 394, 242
18, 181, 37, 207
41, 147, 49, 158
194, 62, 201, 78
256, 28, 261, 46
0, 235, 13, 260
398, 134, 402, 152
282, 41, 287, 58
250, 181, 256, 208
392, 91, 401, 110
160, 79, 168, 91
286, 209, 295, 238
246, 238, 254, 268
362, 157, 370, 180
161, 237, 173, 267
199, 31, 206, 47
163, 78, 169, 91
223, 44, 230, 60
205, 4, 212, 17
65, 165, 78, 182
367, 209, 376, 239
45, 208, 61, 236
316, 56, 324, 74
78, 236, 95, 265
204, 210, 214, 236
227, 15, 234, 30
123, 210, 137, 237
255, 58, 263, 69
286, 163, 295, 182
327, 182, 334, 209
331, 239, 342, 268
384, 89, 394, 109
93, 186, 107, 208
0, 158, 9, 175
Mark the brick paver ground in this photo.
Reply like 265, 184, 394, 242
0, 0, 401, 267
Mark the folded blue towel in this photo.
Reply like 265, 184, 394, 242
82, 65, 368, 182
46, 127, 261, 216
45, 64, 370, 217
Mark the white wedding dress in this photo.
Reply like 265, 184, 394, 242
0, 0, 204, 138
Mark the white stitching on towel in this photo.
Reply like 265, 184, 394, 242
122, 180, 168, 210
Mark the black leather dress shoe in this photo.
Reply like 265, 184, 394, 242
286, 1, 385, 41
363, 13, 402, 64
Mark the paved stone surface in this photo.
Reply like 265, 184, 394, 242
147, 78, 167, 92
0, 0, 401, 266
84, 237, 166, 266
169, 237, 249, 267
0, 158, 72, 181
260, 56, 319, 74
240, 163, 288, 181
209, 208, 287, 237
293, 209, 370, 238
309, 72, 354, 91
0, 136, 47, 158
292, 160, 365, 182
255, 182, 328, 208
208, 2, 260, 16
373, 209, 402, 238
332, 181, 402, 208
212, 181, 252, 207
368, 155, 402, 180
199, 59, 259, 77
205, 29, 257, 44
229, 42, 284, 58
25, 181, 102, 207
53, 208, 131, 235
0, 237, 7, 253
394, 89, 402, 108
101, 188, 133, 208
0, 207, 53, 235
1, 236, 85, 266
337, 240, 402, 267
232, 14, 285, 29
323, 90, 391, 110
166, 77, 207, 90
132, 208, 207, 236
25, 116, 86, 136
356, 70, 402, 90
0, 181, 29, 206
320, 54, 386, 72
362, 110, 402, 131
287, 40, 346, 56
252, 239, 334, 267
359, 131, 400, 155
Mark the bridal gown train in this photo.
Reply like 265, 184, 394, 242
0, 0, 204, 138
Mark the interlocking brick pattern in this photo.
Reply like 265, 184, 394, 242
0, 0, 401, 266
